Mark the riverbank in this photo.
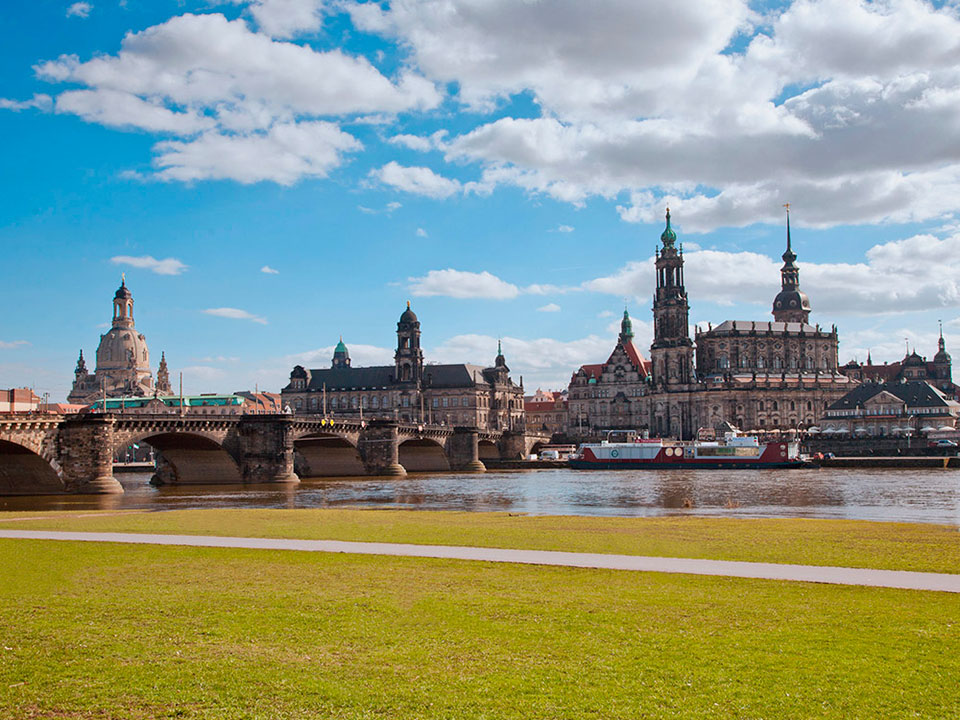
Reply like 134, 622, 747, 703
819, 455, 960, 468
2, 510, 959, 718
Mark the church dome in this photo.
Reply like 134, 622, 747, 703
95, 326, 150, 372
772, 288, 811, 315
399, 300, 418, 324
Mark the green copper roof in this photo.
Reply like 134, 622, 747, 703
621, 308, 635, 340
334, 338, 348, 355
660, 208, 677, 247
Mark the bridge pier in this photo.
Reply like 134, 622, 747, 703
238, 415, 300, 484
359, 420, 406, 476
59, 415, 123, 494
447, 427, 486, 472
499, 430, 529, 461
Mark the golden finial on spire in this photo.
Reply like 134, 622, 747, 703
783, 202, 791, 213
406, 300, 411, 308
121, 272, 126, 284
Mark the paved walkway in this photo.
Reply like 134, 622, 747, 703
2, 529, 959, 593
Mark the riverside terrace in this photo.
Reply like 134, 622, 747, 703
0, 412, 551, 495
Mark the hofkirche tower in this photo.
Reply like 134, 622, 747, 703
67, 277, 171, 404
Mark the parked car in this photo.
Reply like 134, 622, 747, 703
928, 439, 958, 448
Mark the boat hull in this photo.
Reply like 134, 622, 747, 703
568, 459, 805, 470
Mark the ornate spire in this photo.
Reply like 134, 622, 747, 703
620, 307, 635, 342
75, 349, 87, 375
660, 207, 677, 248
156, 351, 172, 394
782, 203, 797, 266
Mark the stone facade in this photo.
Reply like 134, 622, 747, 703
524, 388, 569, 436
281, 303, 525, 431
68, 278, 171, 404
568, 209, 854, 439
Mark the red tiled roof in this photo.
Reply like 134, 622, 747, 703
620, 341, 650, 378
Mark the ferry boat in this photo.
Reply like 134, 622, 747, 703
569, 432, 803, 470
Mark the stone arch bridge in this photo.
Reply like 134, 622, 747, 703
0, 413, 550, 495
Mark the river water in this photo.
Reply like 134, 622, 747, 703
2, 467, 960, 525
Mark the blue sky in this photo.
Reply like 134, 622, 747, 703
2, 0, 959, 401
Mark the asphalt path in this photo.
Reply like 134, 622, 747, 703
2, 529, 959, 593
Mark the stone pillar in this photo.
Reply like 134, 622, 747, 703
238, 415, 300, 484
148, 452, 177, 487
499, 431, 528, 460
359, 420, 406, 476
447, 427, 485, 472
58, 414, 123, 494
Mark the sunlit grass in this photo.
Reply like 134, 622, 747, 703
1, 538, 959, 719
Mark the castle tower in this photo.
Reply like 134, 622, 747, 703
332, 337, 351, 369
772, 205, 811, 324
933, 322, 952, 383
651, 209, 694, 387
395, 301, 423, 385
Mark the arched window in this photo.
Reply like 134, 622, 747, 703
758, 356, 765, 368
773, 356, 783, 369
758, 400, 765, 411
351, 396, 358, 408
361, 395, 367, 408
806, 401, 812, 411
740, 355, 749, 368
772, 401, 779, 411
371, 396, 379, 409
331, 397, 338, 409
789, 356, 798, 369
805, 356, 813, 369
790, 401, 796, 411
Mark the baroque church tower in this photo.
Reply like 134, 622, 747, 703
772, 205, 811, 324
395, 301, 424, 385
651, 209, 694, 387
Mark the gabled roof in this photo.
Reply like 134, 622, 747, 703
619, 340, 650, 378
828, 381, 950, 411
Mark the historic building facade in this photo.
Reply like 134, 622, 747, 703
524, 388, 569, 436
282, 303, 525, 431
68, 278, 172, 404
840, 328, 956, 399
568, 209, 854, 439
567, 309, 651, 435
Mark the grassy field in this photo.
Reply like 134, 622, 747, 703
1, 536, 959, 719
3, 508, 960, 573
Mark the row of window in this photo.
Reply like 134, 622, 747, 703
714, 355, 829, 370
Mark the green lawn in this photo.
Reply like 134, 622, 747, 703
1, 537, 959, 719
4, 508, 960, 573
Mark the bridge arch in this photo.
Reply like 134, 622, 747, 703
398, 437, 451, 473
0, 438, 64, 495
117, 431, 242, 485
478, 439, 500, 461
294, 433, 365, 478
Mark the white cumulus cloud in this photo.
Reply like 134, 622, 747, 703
260, 265, 280, 274
202, 307, 268, 324
537, 303, 562, 313
372, 162, 462, 199
111, 255, 188, 276
409, 269, 520, 299
66, 2, 91, 18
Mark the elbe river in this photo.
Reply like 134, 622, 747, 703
2, 467, 960, 525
